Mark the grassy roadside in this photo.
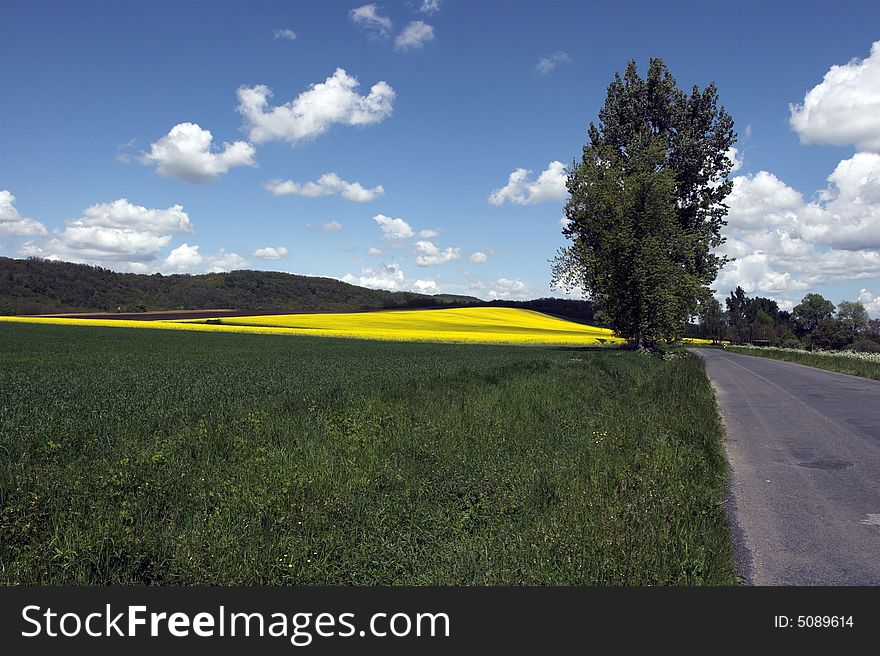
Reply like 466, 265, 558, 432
1, 323, 736, 585
725, 345, 880, 381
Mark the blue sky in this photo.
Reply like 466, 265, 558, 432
1, 0, 879, 314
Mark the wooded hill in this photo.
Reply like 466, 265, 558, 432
0, 257, 596, 321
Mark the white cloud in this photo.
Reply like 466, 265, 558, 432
489, 161, 568, 205
419, 0, 440, 14
395, 21, 435, 51
415, 240, 460, 266
716, 151, 880, 302
727, 153, 880, 250
323, 220, 342, 232
141, 122, 256, 183
790, 40, 880, 153
418, 229, 439, 238
164, 243, 203, 272
373, 214, 414, 241
207, 249, 248, 273
0, 190, 47, 236
18, 199, 191, 265
535, 52, 570, 74
22, 228, 171, 263
349, 4, 393, 40
253, 246, 289, 260
237, 69, 395, 145
727, 146, 744, 173
343, 262, 406, 290
264, 172, 384, 202
77, 198, 193, 233
274, 28, 296, 41
341, 262, 440, 294
469, 251, 487, 263
367, 246, 382, 256
857, 289, 880, 318
163, 244, 246, 273
470, 277, 530, 300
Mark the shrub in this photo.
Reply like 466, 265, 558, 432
776, 333, 801, 349
849, 338, 880, 353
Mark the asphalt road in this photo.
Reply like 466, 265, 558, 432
691, 348, 880, 585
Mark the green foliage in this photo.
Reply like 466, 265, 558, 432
849, 338, 880, 353
0, 257, 479, 315
1, 323, 736, 585
0, 257, 597, 321
750, 308, 775, 342
556, 58, 735, 349
792, 293, 835, 338
836, 300, 869, 334
724, 286, 751, 344
697, 296, 725, 343
776, 332, 802, 349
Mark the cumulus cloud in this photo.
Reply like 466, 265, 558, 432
0, 190, 47, 236
469, 251, 487, 263
367, 246, 382, 256
164, 243, 203, 272
858, 288, 880, 318
163, 244, 246, 273
727, 146, 744, 173
535, 51, 570, 74
726, 153, 880, 250
418, 229, 439, 238
237, 69, 395, 145
790, 40, 880, 153
489, 161, 568, 205
253, 246, 289, 260
373, 214, 414, 242
274, 28, 296, 41
19, 199, 191, 265
323, 220, 342, 232
716, 150, 880, 302
22, 228, 171, 264
343, 262, 406, 290
140, 122, 256, 183
395, 21, 435, 51
77, 198, 193, 233
207, 249, 248, 273
419, 0, 440, 14
342, 262, 439, 294
349, 4, 393, 40
415, 240, 460, 266
470, 277, 530, 300
264, 172, 384, 201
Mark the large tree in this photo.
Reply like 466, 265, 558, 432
554, 58, 735, 349
792, 293, 835, 339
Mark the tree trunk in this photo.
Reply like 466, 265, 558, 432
636, 329, 647, 352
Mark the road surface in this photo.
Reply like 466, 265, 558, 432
691, 348, 880, 585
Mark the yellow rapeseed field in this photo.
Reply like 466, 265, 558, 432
0, 307, 625, 346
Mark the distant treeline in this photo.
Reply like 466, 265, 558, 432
691, 285, 880, 353
0, 257, 595, 321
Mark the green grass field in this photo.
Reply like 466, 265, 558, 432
0, 323, 736, 585
725, 345, 880, 381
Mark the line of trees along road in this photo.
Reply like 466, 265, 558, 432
697, 286, 880, 352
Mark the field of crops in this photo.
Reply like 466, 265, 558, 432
0, 307, 623, 346
0, 322, 735, 585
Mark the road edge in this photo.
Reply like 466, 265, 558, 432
689, 349, 755, 585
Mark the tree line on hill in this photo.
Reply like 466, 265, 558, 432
0, 256, 595, 321
695, 286, 880, 352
